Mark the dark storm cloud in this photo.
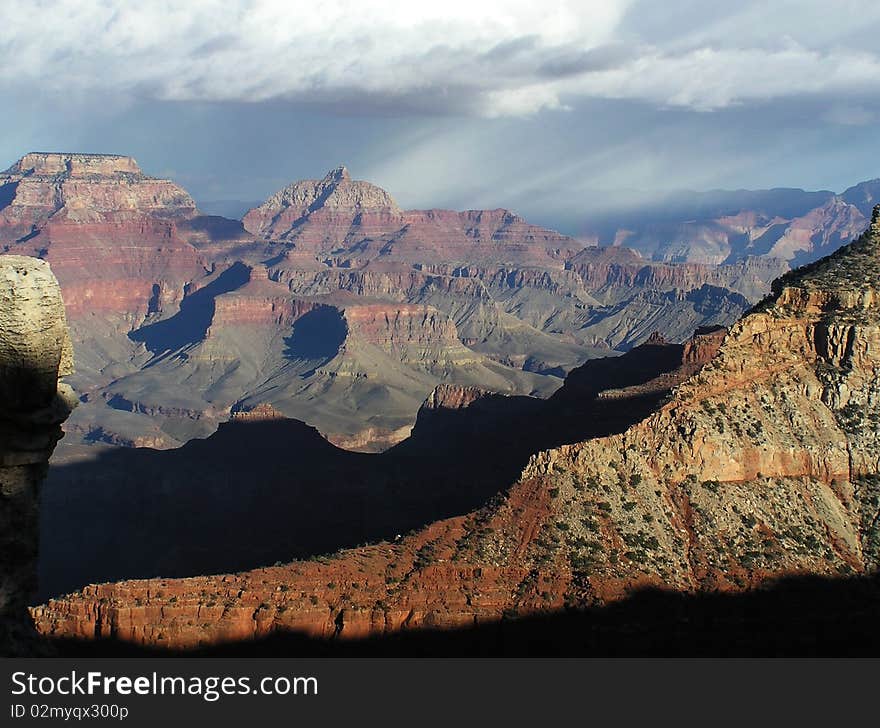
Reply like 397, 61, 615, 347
536, 44, 638, 79
2, 1, 879, 229
5, 1, 878, 114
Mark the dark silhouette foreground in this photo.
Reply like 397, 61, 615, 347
41, 338, 687, 598
45, 572, 880, 657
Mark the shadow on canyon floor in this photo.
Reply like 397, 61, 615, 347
44, 573, 880, 657
283, 305, 348, 363
39, 339, 688, 600
129, 262, 251, 359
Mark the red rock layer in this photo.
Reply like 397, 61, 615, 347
31, 214, 880, 650
207, 270, 322, 330
1, 153, 205, 320
243, 168, 583, 267
422, 384, 492, 411
35, 221, 203, 318
342, 303, 465, 355
681, 325, 727, 366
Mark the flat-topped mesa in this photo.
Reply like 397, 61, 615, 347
339, 302, 480, 367
4, 153, 143, 178
0, 153, 204, 320
0, 152, 197, 223
243, 165, 401, 238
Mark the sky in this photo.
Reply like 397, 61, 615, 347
3, 0, 880, 233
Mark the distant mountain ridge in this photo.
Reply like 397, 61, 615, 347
585, 179, 880, 266
0, 152, 870, 455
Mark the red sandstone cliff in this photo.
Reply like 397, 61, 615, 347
243, 166, 583, 267
0, 153, 204, 319
31, 212, 880, 649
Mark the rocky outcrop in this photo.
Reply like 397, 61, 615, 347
422, 384, 492, 412
0, 153, 205, 320
204, 266, 322, 330
245, 167, 582, 267
229, 402, 286, 422
340, 303, 480, 368
0, 255, 75, 654
243, 166, 400, 240
31, 211, 880, 649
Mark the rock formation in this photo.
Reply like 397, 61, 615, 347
30, 210, 880, 649
243, 165, 400, 240
586, 184, 876, 266
0, 152, 867, 457
32, 327, 716, 601
0, 152, 204, 320
0, 255, 75, 654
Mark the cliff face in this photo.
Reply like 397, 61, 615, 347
243, 166, 400, 239
340, 303, 480, 368
0, 155, 786, 456
31, 211, 880, 649
0, 153, 204, 320
0, 256, 75, 654
0, 153, 196, 230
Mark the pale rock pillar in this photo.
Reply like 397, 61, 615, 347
0, 255, 77, 653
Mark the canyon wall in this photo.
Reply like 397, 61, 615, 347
0, 153, 861, 457
31, 210, 880, 649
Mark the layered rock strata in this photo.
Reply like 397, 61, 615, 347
30, 211, 880, 649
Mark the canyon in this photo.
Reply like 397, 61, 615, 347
1, 151, 878, 654
0, 153, 821, 456
29, 208, 880, 651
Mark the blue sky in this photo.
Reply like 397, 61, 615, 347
4, 1, 880, 233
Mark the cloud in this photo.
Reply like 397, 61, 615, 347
823, 104, 878, 126
3, 0, 880, 116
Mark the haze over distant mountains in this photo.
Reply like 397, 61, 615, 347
583, 179, 880, 265
0, 152, 874, 459
201, 178, 880, 266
